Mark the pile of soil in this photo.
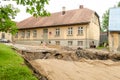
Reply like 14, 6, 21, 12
16, 46, 120, 61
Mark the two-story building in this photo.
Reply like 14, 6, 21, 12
109, 7, 120, 52
14, 5, 100, 48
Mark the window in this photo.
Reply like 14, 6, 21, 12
1, 33, 5, 39
55, 28, 60, 36
68, 41, 73, 46
56, 41, 60, 45
78, 41, 83, 46
41, 41, 43, 44
49, 41, 51, 44
33, 30, 37, 38
26, 30, 30, 38
21, 31, 25, 38
15, 32, 18, 38
68, 27, 73, 35
78, 27, 83, 35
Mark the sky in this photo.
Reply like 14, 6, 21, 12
1, 0, 120, 22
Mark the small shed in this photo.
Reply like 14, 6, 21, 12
109, 7, 120, 52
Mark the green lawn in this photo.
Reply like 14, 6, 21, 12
0, 43, 38, 80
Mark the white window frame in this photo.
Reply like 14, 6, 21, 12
68, 27, 73, 35
55, 28, 60, 36
68, 41, 73, 46
78, 27, 83, 35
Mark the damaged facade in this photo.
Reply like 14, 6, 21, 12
109, 7, 120, 52
14, 5, 100, 48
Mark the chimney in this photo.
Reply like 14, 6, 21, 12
79, 5, 84, 9
62, 6, 65, 15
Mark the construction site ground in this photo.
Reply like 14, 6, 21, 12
6, 43, 120, 80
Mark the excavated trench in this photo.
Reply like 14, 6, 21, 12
16, 47, 120, 61
12, 46, 120, 80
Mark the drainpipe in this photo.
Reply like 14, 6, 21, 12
86, 26, 88, 48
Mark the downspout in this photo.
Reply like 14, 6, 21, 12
86, 25, 88, 48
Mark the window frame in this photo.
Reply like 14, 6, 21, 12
26, 30, 30, 38
15, 32, 18, 38
68, 27, 73, 36
21, 31, 25, 38
55, 28, 60, 36
33, 30, 37, 38
78, 27, 83, 35
68, 41, 73, 46
56, 41, 60, 45
77, 41, 83, 46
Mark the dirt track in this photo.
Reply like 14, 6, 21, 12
8, 44, 120, 80
30, 59, 120, 80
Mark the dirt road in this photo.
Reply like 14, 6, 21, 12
6, 43, 120, 80
30, 59, 120, 80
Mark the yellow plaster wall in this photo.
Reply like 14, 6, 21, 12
14, 24, 88, 41
46, 25, 87, 40
89, 14, 100, 41
109, 32, 119, 51
0, 32, 12, 41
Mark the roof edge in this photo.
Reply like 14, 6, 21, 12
18, 22, 90, 30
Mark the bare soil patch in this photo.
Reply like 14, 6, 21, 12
11, 44, 120, 80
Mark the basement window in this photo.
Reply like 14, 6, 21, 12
78, 41, 83, 46
56, 41, 60, 45
68, 41, 73, 46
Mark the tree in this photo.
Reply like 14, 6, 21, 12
17, 0, 50, 17
0, 0, 50, 34
0, 4, 19, 34
117, 1, 120, 6
102, 10, 109, 31
102, 1, 120, 31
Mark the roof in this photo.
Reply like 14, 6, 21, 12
17, 8, 97, 29
109, 7, 120, 31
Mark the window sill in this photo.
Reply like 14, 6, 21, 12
55, 35, 60, 37
33, 36, 37, 38
77, 34, 83, 36
67, 35, 73, 36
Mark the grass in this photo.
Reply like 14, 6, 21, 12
96, 46, 105, 49
96, 46, 109, 51
0, 43, 38, 80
